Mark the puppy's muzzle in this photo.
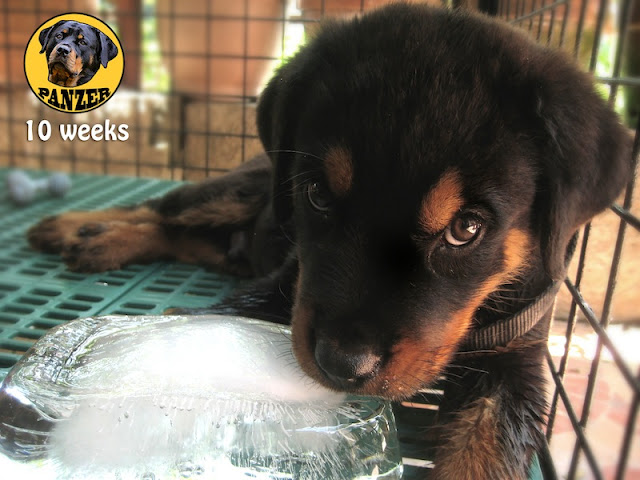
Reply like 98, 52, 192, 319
314, 336, 382, 389
54, 44, 71, 59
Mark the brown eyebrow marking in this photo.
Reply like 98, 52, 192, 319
62, 29, 68, 34
78, 33, 84, 40
323, 146, 353, 197
419, 169, 464, 234
502, 228, 531, 275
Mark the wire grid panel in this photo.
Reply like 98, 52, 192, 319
0, 0, 294, 181
0, 1, 419, 181
0, 169, 238, 382
491, 1, 640, 479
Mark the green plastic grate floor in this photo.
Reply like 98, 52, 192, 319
0, 168, 238, 382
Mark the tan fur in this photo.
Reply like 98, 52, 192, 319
71, 221, 171, 271
28, 207, 164, 271
73, 54, 83, 74
419, 169, 464, 234
503, 228, 531, 274
29, 207, 162, 241
323, 146, 353, 197
368, 333, 453, 398
433, 396, 524, 480
26, 206, 251, 274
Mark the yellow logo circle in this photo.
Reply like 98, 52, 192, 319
24, 13, 124, 113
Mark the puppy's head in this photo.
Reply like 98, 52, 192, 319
258, 5, 633, 400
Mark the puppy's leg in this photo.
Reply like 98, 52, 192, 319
28, 155, 273, 274
432, 396, 527, 480
431, 347, 548, 480
166, 253, 298, 325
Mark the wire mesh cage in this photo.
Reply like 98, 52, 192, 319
486, 2, 640, 479
0, 0, 638, 479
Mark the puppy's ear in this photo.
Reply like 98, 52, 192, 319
39, 21, 65, 54
94, 28, 118, 67
531, 56, 634, 280
257, 55, 313, 224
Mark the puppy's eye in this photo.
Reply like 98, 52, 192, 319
443, 213, 483, 247
305, 181, 332, 213
78, 39, 87, 46
55, 33, 63, 40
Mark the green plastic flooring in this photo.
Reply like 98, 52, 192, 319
0, 168, 238, 382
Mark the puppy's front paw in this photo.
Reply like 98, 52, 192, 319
28, 210, 167, 273
27, 212, 113, 272
28, 213, 103, 255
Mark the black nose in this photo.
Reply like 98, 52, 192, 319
57, 45, 70, 57
314, 337, 381, 389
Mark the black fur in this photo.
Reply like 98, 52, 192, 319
28, 5, 633, 478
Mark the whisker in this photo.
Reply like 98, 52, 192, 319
446, 364, 490, 375
264, 149, 324, 162
453, 349, 497, 356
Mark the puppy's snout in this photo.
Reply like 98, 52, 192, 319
314, 337, 381, 390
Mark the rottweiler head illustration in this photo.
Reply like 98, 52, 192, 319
39, 20, 118, 87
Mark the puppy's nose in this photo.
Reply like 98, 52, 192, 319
314, 337, 381, 389
57, 45, 70, 57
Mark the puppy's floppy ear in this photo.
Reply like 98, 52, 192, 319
94, 28, 118, 67
531, 54, 634, 280
257, 57, 311, 224
39, 21, 65, 54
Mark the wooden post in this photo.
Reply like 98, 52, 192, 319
116, 0, 140, 89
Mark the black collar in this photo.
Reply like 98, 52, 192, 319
459, 279, 562, 352
460, 235, 577, 353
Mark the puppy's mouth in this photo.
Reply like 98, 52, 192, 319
291, 304, 455, 401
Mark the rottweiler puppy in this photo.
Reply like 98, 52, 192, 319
39, 20, 118, 87
28, 4, 633, 479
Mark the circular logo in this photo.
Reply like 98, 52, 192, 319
24, 13, 124, 113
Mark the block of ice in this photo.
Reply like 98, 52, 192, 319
0, 315, 402, 479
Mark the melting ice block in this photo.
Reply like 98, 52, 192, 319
0, 315, 402, 479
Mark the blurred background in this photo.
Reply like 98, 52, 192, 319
2, 0, 635, 181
